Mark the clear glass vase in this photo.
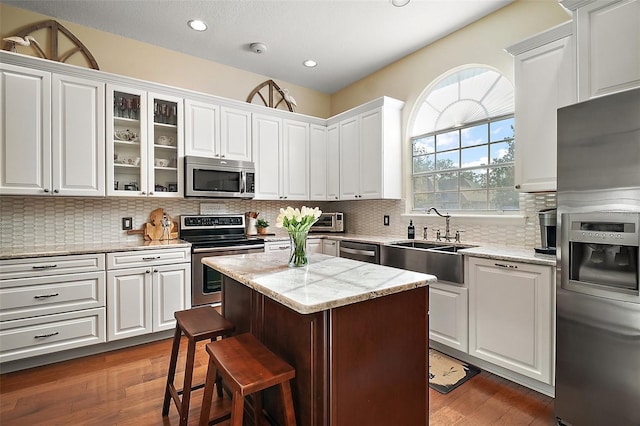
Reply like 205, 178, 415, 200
288, 230, 309, 267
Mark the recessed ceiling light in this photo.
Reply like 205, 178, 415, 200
188, 20, 207, 31
303, 59, 317, 68
391, 0, 410, 6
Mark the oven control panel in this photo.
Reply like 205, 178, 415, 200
181, 215, 244, 229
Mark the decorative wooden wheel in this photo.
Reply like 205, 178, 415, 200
246, 79, 295, 112
2, 20, 99, 70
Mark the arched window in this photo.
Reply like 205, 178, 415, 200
410, 66, 517, 212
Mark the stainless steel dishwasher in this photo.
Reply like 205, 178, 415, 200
339, 240, 379, 264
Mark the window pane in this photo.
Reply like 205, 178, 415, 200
413, 175, 434, 192
435, 192, 459, 210
436, 151, 459, 170
413, 154, 434, 173
436, 130, 459, 151
414, 193, 435, 210
435, 171, 458, 191
489, 166, 514, 188
489, 189, 519, 210
490, 141, 512, 164
460, 190, 488, 210
412, 136, 434, 155
461, 145, 488, 168
460, 168, 487, 190
490, 117, 514, 142
461, 123, 488, 147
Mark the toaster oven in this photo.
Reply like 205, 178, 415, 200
310, 212, 344, 233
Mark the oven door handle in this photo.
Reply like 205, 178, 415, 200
193, 244, 265, 254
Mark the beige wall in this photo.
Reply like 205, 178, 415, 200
0, 3, 331, 118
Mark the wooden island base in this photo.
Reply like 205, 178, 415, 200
222, 276, 429, 426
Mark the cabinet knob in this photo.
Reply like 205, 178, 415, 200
515, 184, 521, 189
43, 188, 49, 193
53, 189, 59, 194
146, 270, 151, 274
220, 154, 225, 158
141, 191, 146, 195
153, 269, 158, 273
149, 191, 154, 195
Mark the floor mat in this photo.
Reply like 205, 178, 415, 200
429, 349, 480, 394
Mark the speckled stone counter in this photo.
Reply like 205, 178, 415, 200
459, 245, 556, 266
202, 251, 435, 314
0, 239, 191, 260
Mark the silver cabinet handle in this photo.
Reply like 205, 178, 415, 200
495, 262, 518, 269
33, 264, 58, 270
34, 293, 59, 299
142, 256, 161, 260
192, 244, 265, 254
35, 332, 59, 339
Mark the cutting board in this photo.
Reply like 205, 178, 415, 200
127, 208, 179, 241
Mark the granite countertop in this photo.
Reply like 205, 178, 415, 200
202, 251, 436, 314
0, 239, 191, 260
458, 245, 556, 266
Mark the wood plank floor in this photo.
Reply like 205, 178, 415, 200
0, 338, 554, 425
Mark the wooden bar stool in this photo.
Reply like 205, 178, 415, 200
162, 306, 235, 426
199, 333, 297, 426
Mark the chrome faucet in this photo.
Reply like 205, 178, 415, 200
427, 207, 452, 242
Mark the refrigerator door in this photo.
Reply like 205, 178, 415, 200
555, 289, 640, 426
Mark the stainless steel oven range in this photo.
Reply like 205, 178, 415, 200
179, 214, 264, 307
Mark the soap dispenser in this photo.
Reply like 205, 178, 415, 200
408, 220, 415, 239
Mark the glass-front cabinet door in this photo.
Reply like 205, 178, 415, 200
148, 92, 182, 196
106, 85, 183, 197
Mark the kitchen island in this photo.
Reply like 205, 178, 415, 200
202, 252, 436, 426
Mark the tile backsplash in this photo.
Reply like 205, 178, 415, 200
1, 193, 555, 250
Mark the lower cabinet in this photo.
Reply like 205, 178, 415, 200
0, 253, 106, 363
106, 249, 190, 341
322, 239, 339, 256
429, 281, 468, 352
467, 256, 555, 385
307, 238, 323, 254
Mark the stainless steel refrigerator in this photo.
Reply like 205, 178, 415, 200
555, 88, 640, 426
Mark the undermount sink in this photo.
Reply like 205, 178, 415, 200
380, 241, 476, 283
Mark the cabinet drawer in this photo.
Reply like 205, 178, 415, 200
107, 248, 190, 269
0, 254, 105, 280
0, 307, 106, 363
0, 272, 106, 322
266, 242, 291, 251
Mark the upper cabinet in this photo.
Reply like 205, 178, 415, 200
562, 0, 640, 101
335, 97, 404, 200
106, 85, 183, 197
309, 124, 328, 200
184, 100, 252, 162
326, 124, 340, 201
252, 114, 310, 200
507, 22, 576, 193
0, 63, 105, 196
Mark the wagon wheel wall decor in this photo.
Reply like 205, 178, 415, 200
246, 79, 295, 112
2, 20, 99, 70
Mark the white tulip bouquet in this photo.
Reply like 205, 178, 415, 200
276, 206, 322, 266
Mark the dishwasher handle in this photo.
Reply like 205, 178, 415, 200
340, 247, 376, 257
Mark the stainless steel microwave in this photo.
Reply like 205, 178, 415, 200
310, 212, 344, 233
185, 156, 255, 199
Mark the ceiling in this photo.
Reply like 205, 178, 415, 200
4, 0, 514, 94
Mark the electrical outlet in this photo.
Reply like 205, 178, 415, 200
383, 215, 390, 226
122, 217, 133, 230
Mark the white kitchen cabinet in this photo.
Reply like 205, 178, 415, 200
0, 253, 106, 362
326, 124, 340, 201
429, 282, 468, 352
106, 248, 190, 341
282, 119, 310, 200
562, 0, 640, 100
337, 98, 403, 200
507, 22, 576, 193
185, 101, 252, 162
107, 85, 183, 197
265, 240, 291, 252
322, 239, 339, 256
0, 64, 105, 196
309, 123, 328, 200
252, 114, 310, 200
307, 238, 323, 254
467, 256, 555, 385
